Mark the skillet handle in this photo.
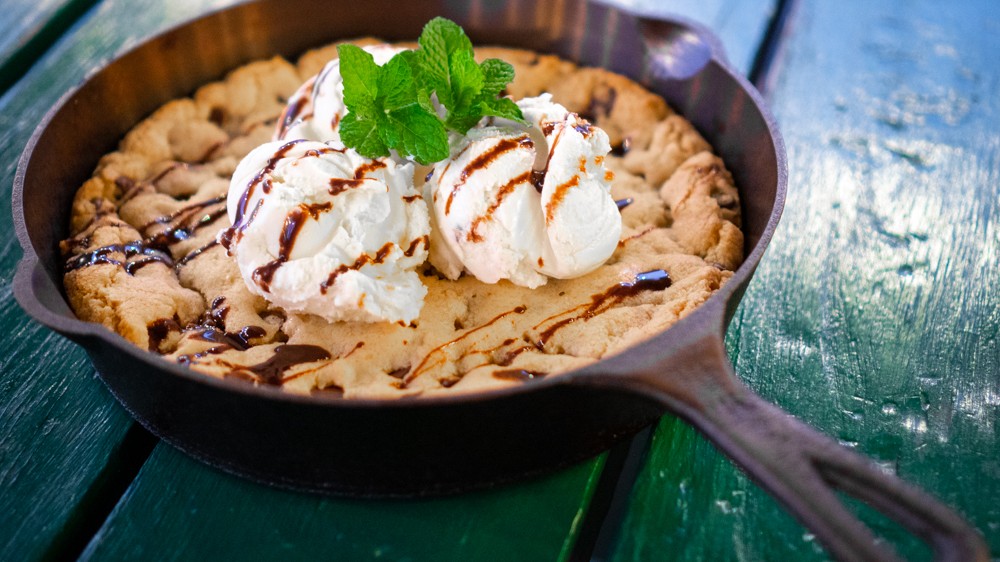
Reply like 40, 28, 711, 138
590, 334, 989, 561
687, 383, 987, 561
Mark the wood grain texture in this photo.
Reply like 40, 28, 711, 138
80, 446, 604, 561
0, 1, 240, 560
0, 0, 98, 93
0, 0, 72, 64
611, 0, 1000, 559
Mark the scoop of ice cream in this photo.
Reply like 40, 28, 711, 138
221, 139, 430, 323
275, 45, 404, 144
425, 94, 621, 287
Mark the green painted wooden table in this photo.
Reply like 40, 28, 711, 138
2, 0, 997, 560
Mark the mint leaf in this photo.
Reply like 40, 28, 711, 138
385, 105, 449, 164
416, 18, 471, 109
479, 58, 514, 97
378, 51, 418, 111
418, 17, 473, 80
337, 44, 379, 117
337, 18, 524, 163
340, 112, 388, 158
337, 43, 446, 163
446, 50, 483, 114
478, 97, 523, 122
444, 112, 482, 135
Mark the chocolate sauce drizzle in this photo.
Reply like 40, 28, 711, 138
66, 188, 229, 277
175, 239, 219, 269
235, 344, 331, 386
276, 77, 314, 138
533, 269, 671, 350
446, 135, 533, 215
193, 325, 267, 351
544, 176, 579, 223
354, 159, 387, 178
147, 316, 181, 351
467, 171, 531, 242
320, 242, 395, 293
403, 306, 529, 384
403, 235, 429, 257
65, 242, 174, 274
328, 177, 366, 195
242, 141, 304, 222
146, 205, 227, 250
142, 195, 226, 230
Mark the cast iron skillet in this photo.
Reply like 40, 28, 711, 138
12, 0, 987, 560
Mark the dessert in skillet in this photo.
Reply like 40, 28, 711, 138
61, 19, 743, 398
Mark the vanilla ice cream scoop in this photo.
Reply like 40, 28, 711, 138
425, 94, 621, 287
275, 45, 404, 144
220, 139, 430, 323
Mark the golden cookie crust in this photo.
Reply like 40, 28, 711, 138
61, 41, 742, 398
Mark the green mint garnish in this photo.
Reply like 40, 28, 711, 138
337, 45, 450, 164
338, 17, 524, 165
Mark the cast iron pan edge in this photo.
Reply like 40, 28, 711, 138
11, 1, 987, 560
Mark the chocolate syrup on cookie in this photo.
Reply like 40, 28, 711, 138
146, 206, 227, 250
175, 239, 219, 269
239, 344, 331, 385
65, 242, 174, 273
534, 269, 671, 350
403, 306, 528, 385
142, 195, 226, 229
147, 317, 180, 351
193, 325, 266, 351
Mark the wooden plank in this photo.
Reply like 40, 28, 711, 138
79, 446, 604, 561
0, 1, 244, 560
0, 0, 72, 63
0, 0, 98, 93
611, 0, 1000, 559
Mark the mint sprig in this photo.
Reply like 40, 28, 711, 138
415, 19, 524, 134
337, 45, 450, 165
337, 17, 524, 164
